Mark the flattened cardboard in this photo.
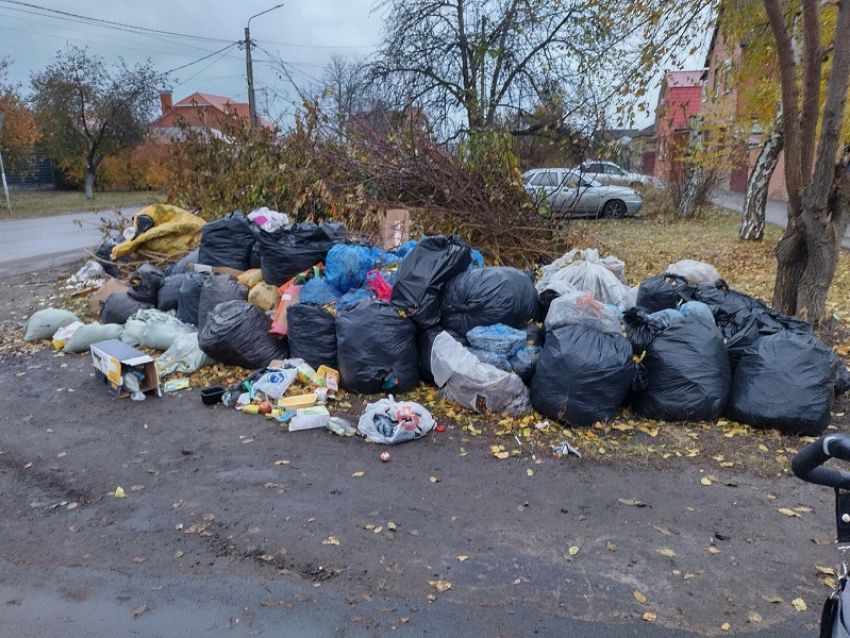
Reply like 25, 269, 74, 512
89, 278, 130, 314
381, 209, 410, 251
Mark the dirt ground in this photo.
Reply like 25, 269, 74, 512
1, 263, 848, 637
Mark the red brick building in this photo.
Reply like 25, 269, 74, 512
151, 91, 274, 138
653, 70, 703, 182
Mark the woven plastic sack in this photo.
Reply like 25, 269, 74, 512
24, 308, 80, 342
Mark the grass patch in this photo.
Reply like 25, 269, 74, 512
3, 190, 165, 219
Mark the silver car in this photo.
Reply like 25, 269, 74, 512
578, 160, 653, 187
521, 168, 644, 219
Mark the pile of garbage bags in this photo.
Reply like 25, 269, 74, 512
28, 215, 850, 437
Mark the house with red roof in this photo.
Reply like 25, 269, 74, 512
653, 70, 703, 182
151, 91, 274, 139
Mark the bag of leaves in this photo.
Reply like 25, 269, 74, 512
726, 331, 836, 435
531, 324, 634, 427
197, 273, 249, 331
625, 302, 731, 422
255, 222, 341, 287
390, 234, 472, 329
286, 303, 338, 370
336, 299, 419, 394
127, 263, 166, 305
441, 266, 539, 338
198, 211, 257, 271
198, 300, 289, 370
635, 273, 689, 313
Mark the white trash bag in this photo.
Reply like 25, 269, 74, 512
358, 395, 436, 444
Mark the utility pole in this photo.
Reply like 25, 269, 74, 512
245, 4, 284, 131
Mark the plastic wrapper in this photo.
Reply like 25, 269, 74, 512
440, 266, 539, 337
390, 234, 472, 329
127, 263, 166, 305
635, 273, 689, 313
198, 300, 289, 370
101, 293, 151, 325
286, 303, 338, 370
24, 308, 80, 342
197, 274, 248, 331
540, 258, 631, 305
531, 324, 634, 427
430, 331, 531, 416
626, 307, 731, 422
255, 222, 340, 287
198, 211, 256, 271
336, 299, 419, 394
253, 369, 298, 400
357, 396, 436, 444
157, 332, 215, 376
726, 331, 836, 435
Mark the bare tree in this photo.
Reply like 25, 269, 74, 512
319, 54, 377, 141
762, 0, 850, 324
30, 45, 166, 199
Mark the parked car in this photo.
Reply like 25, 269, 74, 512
577, 160, 653, 187
521, 168, 643, 219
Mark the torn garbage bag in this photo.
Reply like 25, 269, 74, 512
430, 331, 531, 416
198, 300, 289, 370
335, 299, 419, 394
440, 266, 539, 337
531, 324, 634, 427
390, 234, 472, 329
358, 396, 436, 444
725, 331, 836, 436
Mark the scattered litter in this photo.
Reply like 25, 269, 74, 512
552, 440, 582, 458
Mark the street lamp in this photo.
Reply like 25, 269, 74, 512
245, 4, 284, 130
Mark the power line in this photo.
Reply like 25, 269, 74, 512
0, 0, 233, 43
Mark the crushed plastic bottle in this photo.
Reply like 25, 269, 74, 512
327, 416, 356, 436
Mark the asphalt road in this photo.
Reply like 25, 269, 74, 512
0, 206, 145, 278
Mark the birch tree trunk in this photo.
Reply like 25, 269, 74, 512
739, 106, 783, 241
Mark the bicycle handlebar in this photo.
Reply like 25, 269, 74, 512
792, 434, 850, 490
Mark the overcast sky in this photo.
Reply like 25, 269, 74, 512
1, 0, 682, 130
1, 0, 384, 122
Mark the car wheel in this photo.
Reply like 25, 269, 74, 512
602, 199, 627, 219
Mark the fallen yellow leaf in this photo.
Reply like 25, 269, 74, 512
643, 612, 657, 622
656, 548, 677, 557
114, 486, 126, 499
322, 536, 340, 546
274, 459, 290, 465
568, 545, 580, 556
429, 579, 452, 592
526, 469, 534, 477
352, 471, 365, 477
748, 611, 762, 623
721, 622, 731, 631
792, 597, 807, 612
634, 591, 647, 604
457, 555, 469, 562
777, 508, 800, 517
700, 477, 712, 486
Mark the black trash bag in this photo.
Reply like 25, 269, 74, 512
835, 356, 850, 396
133, 214, 155, 236
416, 326, 442, 384
127, 263, 166, 305
525, 321, 545, 348
390, 234, 472, 329
171, 248, 200, 275
635, 273, 689, 314
94, 234, 130, 277
336, 299, 419, 394
726, 331, 836, 435
722, 313, 762, 373
626, 310, 731, 422
198, 211, 256, 271
256, 222, 341, 287
198, 300, 289, 370
441, 266, 540, 337
176, 272, 208, 327
286, 303, 337, 370
157, 273, 186, 312
531, 324, 634, 427
100, 292, 151, 325
197, 274, 249, 331
508, 345, 540, 382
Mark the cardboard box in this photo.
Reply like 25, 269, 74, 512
90, 339, 161, 399
89, 278, 130, 314
381, 208, 410, 251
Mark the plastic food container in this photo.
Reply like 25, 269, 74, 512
201, 385, 226, 405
